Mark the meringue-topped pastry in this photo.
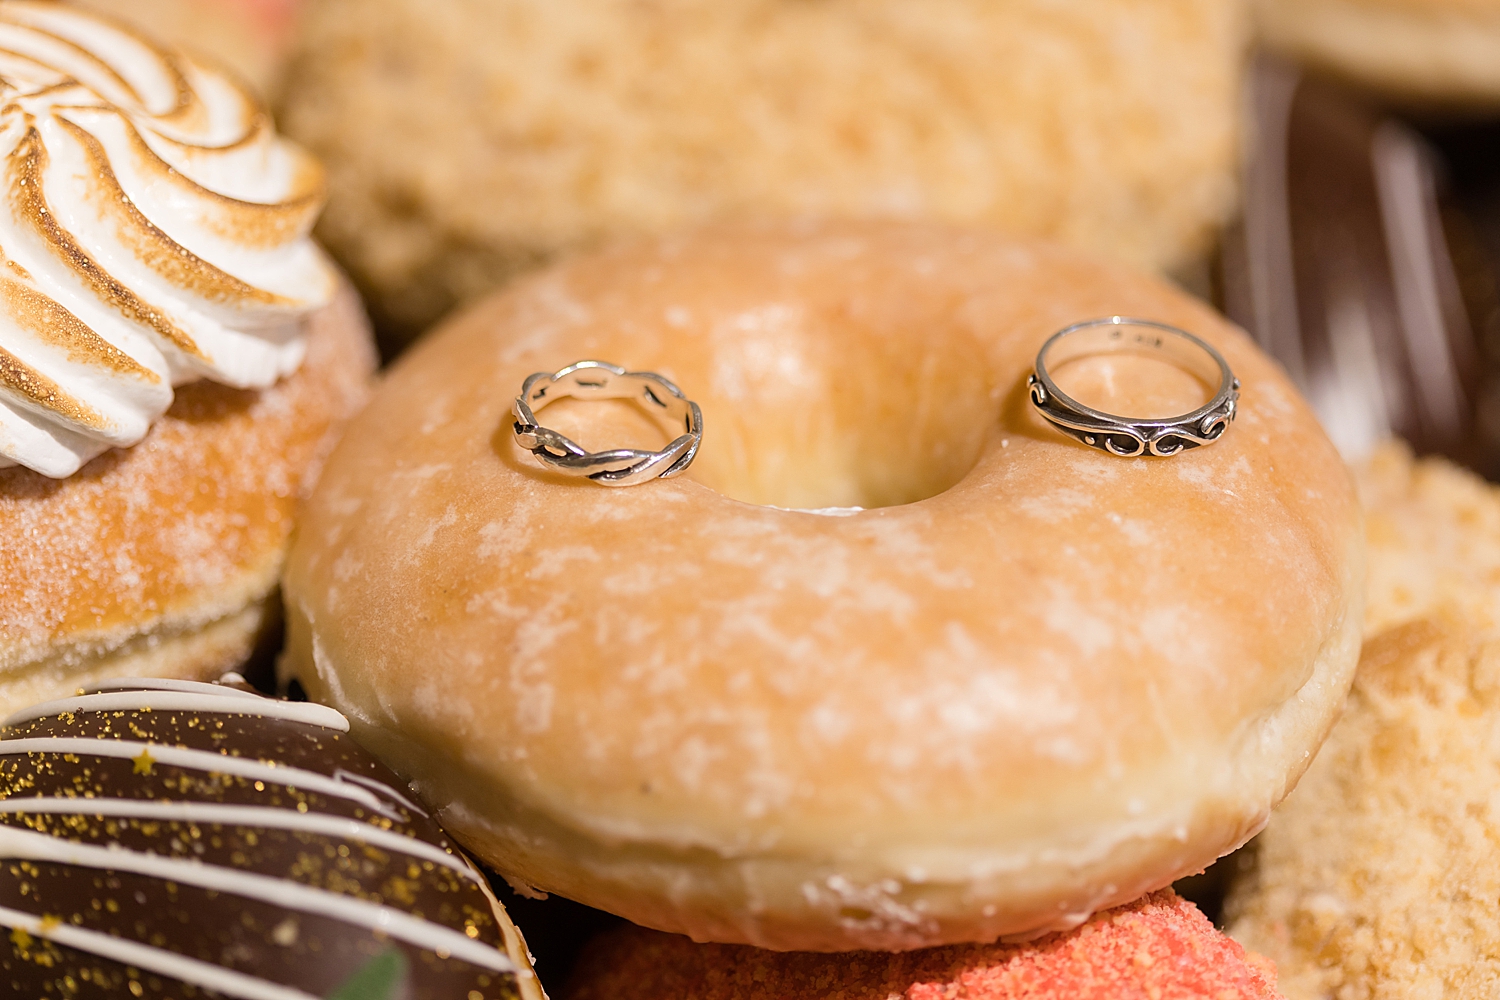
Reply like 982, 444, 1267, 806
0, 3, 372, 726
0, 0, 335, 478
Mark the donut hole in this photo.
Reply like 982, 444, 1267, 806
682, 333, 1000, 510
1050, 353, 1213, 419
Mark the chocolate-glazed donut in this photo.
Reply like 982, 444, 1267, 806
0, 677, 543, 1000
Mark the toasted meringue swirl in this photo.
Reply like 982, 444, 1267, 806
0, 1, 335, 478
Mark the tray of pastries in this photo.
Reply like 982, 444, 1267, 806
2, 1, 1498, 997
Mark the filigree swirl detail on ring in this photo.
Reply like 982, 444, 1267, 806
512, 361, 704, 486
1028, 376, 1239, 457
1027, 318, 1241, 459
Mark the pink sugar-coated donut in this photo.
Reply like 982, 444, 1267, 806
563, 890, 1283, 1000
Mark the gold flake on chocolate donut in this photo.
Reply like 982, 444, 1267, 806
0, 1, 336, 478
0, 677, 540, 1000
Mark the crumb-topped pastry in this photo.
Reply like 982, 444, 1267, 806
1358, 441, 1500, 638
1227, 620, 1500, 999
0, 676, 543, 999
280, 0, 1248, 340
0, 2, 374, 716
1227, 448, 1500, 998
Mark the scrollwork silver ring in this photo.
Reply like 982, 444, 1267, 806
512, 361, 704, 486
1027, 317, 1240, 458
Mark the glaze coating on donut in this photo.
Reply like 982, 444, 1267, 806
281, 222, 1364, 951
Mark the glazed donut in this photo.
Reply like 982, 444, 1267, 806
281, 221, 1363, 951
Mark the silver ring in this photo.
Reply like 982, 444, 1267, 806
1027, 317, 1240, 458
512, 361, 704, 486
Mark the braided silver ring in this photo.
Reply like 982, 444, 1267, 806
1027, 317, 1240, 458
512, 361, 703, 486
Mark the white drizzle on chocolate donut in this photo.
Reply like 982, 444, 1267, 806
0, 737, 407, 817
0, 677, 523, 1000
3, 688, 351, 730
0, 799, 475, 879
0, 826, 512, 968
0, 905, 321, 1000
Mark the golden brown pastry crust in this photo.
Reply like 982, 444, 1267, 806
281, 222, 1363, 951
0, 283, 374, 714
280, 0, 1248, 339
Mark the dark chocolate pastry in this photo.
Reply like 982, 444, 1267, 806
0, 676, 543, 1000
1221, 57, 1500, 476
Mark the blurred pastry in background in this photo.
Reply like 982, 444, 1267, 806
0, 3, 374, 715
1253, 0, 1500, 106
72, 0, 304, 96
1226, 446, 1500, 998
280, 0, 1249, 343
565, 890, 1283, 1000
